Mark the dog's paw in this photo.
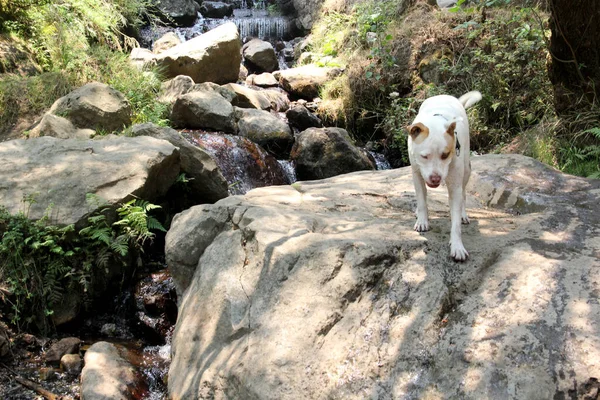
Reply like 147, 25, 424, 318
414, 219, 430, 232
461, 215, 470, 225
450, 242, 469, 262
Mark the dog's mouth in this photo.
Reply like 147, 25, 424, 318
426, 182, 440, 188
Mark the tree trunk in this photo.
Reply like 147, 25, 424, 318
548, 0, 600, 116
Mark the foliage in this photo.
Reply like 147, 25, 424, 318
558, 127, 600, 179
0, 196, 165, 333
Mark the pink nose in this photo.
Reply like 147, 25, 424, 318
430, 174, 441, 185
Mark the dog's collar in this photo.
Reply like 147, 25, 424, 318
433, 114, 461, 156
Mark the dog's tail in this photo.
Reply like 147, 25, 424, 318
458, 91, 482, 109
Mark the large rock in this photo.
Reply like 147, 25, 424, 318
274, 65, 343, 99
243, 39, 279, 73
131, 123, 229, 203
154, 0, 199, 26
158, 75, 195, 105
81, 342, 146, 400
170, 90, 236, 133
286, 104, 322, 131
223, 83, 271, 110
235, 107, 293, 158
261, 89, 290, 112
290, 127, 374, 180
29, 113, 95, 139
200, 1, 234, 18
153, 32, 182, 54
129, 47, 154, 70
166, 154, 600, 400
154, 22, 241, 84
0, 136, 179, 225
48, 82, 132, 133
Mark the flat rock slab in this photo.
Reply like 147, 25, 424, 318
0, 136, 179, 226
167, 154, 600, 400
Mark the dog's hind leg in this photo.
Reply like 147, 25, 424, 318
461, 161, 471, 224
447, 184, 469, 261
412, 168, 430, 232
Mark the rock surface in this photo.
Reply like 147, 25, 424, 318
200, 1, 234, 18
0, 136, 179, 225
81, 341, 146, 399
153, 32, 182, 54
274, 65, 342, 99
170, 90, 236, 133
243, 39, 279, 73
286, 104, 323, 131
291, 127, 374, 180
235, 107, 293, 158
45, 337, 81, 364
29, 113, 95, 139
154, 22, 241, 84
48, 82, 132, 133
154, 0, 199, 26
224, 83, 271, 110
167, 154, 600, 400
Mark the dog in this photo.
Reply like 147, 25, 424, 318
407, 91, 482, 261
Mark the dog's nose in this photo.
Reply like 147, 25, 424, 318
430, 174, 441, 185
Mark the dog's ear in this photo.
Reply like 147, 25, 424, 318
407, 123, 427, 139
445, 121, 457, 136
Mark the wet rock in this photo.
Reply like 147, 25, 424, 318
200, 1, 234, 18
81, 341, 146, 399
158, 75, 195, 105
286, 104, 322, 131
154, 0, 199, 27
170, 90, 236, 132
235, 107, 294, 158
152, 32, 181, 54
261, 89, 291, 112
0, 135, 180, 225
60, 354, 83, 375
47, 82, 132, 133
243, 38, 278, 73
154, 22, 241, 84
39, 367, 58, 381
167, 154, 600, 400
29, 113, 95, 139
223, 83, 271, 110
131, 123, 229, 203
134, 270, 178, 341
247, 72, 279, 87
274, 65, 343, 100
45, 337, 80, 364
100, 323, 118, 337
291, 127, 375, 180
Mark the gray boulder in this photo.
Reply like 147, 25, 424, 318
261, 89, 290, 112
48, 82, 132, 133
131, 123, 229, 203
153, 32, 182, 54
223, 83, 271, 110
167, 154, 600, 400
154, 0, 199, 26
170, 90, 236, 132
81, 342, 145, 400
192, 82, 237, 103
274, 65, 343, 99
0, 136, 179, 226
129, 47, 154, 70
158, 75, 195, 105
154, 22, 241, 84
200, 1, 234, 18
243, 39, 279, 73
290, 127, 374, 180
235, 107, 293, 158
246, 72, 279, 87
286, 104, 322, 131
45, 337, 80, 364
29, 113, 95, 139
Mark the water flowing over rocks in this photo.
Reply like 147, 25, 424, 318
166, 154, 600, 400
235, 107, 294, 158
291, 127, 375, 180
154, 22, 241, 84
0, 135, 179, 225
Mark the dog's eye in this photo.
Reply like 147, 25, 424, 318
421, 155, 429, 160
441, 152, 450, 160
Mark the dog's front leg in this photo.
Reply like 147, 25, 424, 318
412, 168, 429, 232
447, 184, 468, 261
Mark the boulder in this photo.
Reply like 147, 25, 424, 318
200, 1, 234, 18
235, 107, 293, 158
48, 82, 132, 133
0, 136, 180, 226
290, 127, 374, 180
243, 39, 279, 73
223, 83, 271, 110
129, 47, 154, 70
286, 104, 322, 131
274, 65, 343, 99
192, 82, 237, 103
29, 113, 95, 139
45, 337, 80, 364
81, 342, 146, 399
170, 90, 236, 133
154, 22, 241, 84
261, 89, 290, 112
154, 0, 199, 26
246, 72, 279, 87
153, 32, 182, 54
131, 123, 229, 203
60, 354, 83, 375
158, 75, 195, 105
167, 154, 600, 400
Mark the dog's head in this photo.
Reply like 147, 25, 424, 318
407, 120, 457, 188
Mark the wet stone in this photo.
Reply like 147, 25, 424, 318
60, 354, 83, 375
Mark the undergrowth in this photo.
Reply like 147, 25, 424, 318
0, 196, 165, 333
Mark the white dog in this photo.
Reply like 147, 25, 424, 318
407, 91, 482, 261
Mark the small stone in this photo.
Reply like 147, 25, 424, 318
39, 367, 57, 381
61, 354, 83, 375
45, 337, 81, 364
100, 323, 118, 337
